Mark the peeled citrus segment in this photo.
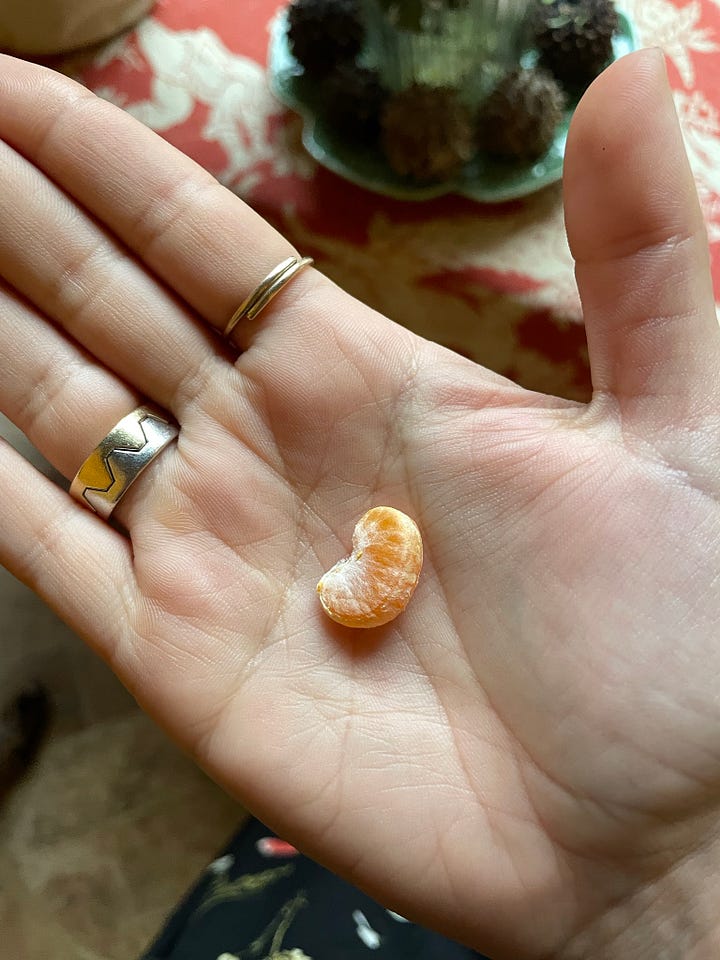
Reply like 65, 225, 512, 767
317, 506, 423, 628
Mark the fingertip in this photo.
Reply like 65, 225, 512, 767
564, 47, 703, 263
562, 46, 719, 427
566, 47, 669, 162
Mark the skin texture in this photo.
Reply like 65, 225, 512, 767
0, 49, 718, 958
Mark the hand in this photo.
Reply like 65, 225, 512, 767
1, 48, 718, 959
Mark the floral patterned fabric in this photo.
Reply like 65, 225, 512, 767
142, 817, 486, 960
67, 0, 720, 406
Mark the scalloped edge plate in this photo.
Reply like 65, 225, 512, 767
268, 7, 637, 202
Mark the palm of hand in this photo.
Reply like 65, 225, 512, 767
1, 49, 719, 960
131, 319, 719, 956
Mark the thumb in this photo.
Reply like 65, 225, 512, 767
564, 48, 719, 435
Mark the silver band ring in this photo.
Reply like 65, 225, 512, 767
224, 256, 313, 339
70, 405, 179, 519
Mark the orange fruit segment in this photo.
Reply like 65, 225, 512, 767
317, 506, 423, 628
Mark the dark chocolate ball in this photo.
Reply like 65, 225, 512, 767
287, 0, 365, 78
381, 84, 475, 182
533, 0, 620, 93
478, 67, 566, 161
325, 64, 389, 143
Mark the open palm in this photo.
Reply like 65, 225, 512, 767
1, 50, 719, 959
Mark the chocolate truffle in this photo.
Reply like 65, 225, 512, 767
287, 0, 365, 78
325, 64, 389, 142
381, 84, 475, 182
533, 0, 620, 93
478, 67, 566, 161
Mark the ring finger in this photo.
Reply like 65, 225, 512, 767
0, 279, 164, 524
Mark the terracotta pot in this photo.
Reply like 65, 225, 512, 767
0, 0, 154, 56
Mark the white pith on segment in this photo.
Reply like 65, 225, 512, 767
317, 507, 423, 628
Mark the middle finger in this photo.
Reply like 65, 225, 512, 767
0, 136, 225, 415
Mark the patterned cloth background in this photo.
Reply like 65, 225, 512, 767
142, 816, 485, 960
66, 0, 720, 404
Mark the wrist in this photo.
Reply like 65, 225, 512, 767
559, 841, 720, 960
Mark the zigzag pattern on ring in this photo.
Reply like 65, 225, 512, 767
82, 413, 169, 506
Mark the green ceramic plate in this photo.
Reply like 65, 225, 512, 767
268, 8, 637, 202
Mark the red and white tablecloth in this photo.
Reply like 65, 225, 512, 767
68, 0, 720, 402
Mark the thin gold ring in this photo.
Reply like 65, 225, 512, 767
224, 256, 313, 339
70, 404, 178, 519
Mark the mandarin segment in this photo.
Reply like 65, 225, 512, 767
317, 506, 423, 628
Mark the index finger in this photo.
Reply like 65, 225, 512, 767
0, 55, 313, 334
